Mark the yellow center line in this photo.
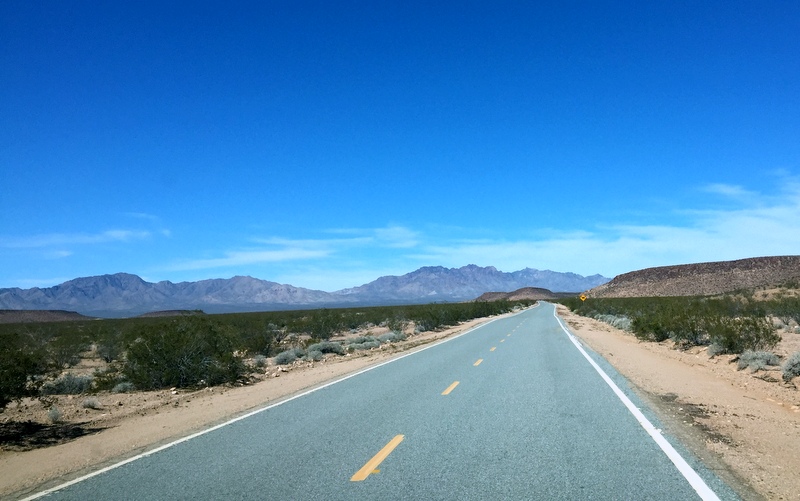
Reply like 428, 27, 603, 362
474, 358, 483, 366
490, 347, 496, 352
351, 435, 405, 481
441, 381, 460, 395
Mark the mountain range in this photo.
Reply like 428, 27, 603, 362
0, 265, 609, 317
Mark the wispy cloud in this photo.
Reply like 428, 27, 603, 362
0, 230, 152, 249
701, 183, 754, 199
167, 248, 331, 271
165, 225, 421, 274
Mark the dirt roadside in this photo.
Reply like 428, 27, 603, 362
3, 306, 799, 500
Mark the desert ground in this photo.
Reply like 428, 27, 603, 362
2, 305, 799, 500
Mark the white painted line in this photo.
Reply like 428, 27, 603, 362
23, 310, 523, 500
551, 304, 721, 501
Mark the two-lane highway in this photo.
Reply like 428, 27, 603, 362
30, 304, 737, 500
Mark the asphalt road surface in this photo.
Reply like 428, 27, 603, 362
31, 303, 739, 500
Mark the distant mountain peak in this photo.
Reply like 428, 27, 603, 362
0, 265, 610, 317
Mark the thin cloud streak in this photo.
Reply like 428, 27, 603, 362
0, 230, 152, 249
167, 248, 330, 271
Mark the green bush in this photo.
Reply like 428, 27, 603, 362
737, 351, 780, 372
40, 374, 93, 395
782, 352, 800, 382
48, 335, 87, 369
0, 332, 48, 410
123, 317, 246, 390
564, 297, 781, 354
707, 316, 779, 354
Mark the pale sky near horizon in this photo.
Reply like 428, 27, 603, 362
2, 1, 799, 291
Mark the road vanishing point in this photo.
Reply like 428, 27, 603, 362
27, 303, 740, 500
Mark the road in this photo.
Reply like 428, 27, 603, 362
31, 303, 738, 500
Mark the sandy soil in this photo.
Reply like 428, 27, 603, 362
2, 306, 799, 500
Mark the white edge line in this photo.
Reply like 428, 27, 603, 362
551, 304, 721, 501
23, 309, 521, 500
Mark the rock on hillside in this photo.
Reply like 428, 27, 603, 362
588, 256, 800, 298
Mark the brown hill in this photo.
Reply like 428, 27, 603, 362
588, 256, 800, 298
0, 310, 93, 324
475, 287, 571, 302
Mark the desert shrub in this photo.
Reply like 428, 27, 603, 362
96, 332, 124, 363
347, 336, 381, 351
274, 348, 305, 365
385, 317, 409, 336
90, 366, 128, 392
737, 351, 780, 372
306, 350, 324, 361
631, 314, 672, 342
306, 341, 345, 355
41, 374, 93, 395
782, 352, 800, 382
0, 332, 48, 410
593, 314, 632, 332
47, 406, 63, 423
48, 335, 87, 369
82, 397, 103, 410
377, 331, 406, 343
707, 343, 726, 357
304, 309, 344, 339
123, 317, 246, 390
111, 382, 135, 393
707, 316, 779, 354
346, 336, 376, 345
252, 354, 268, 368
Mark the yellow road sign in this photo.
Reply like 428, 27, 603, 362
580, 294, 587, 301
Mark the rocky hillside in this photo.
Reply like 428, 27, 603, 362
588, 256, 800, 298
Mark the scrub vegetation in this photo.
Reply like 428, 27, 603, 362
560, 294, 800, 386
0, 300, 524, 411
559, 295, 783, 353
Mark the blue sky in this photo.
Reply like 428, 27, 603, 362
2, 1, 799, 291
